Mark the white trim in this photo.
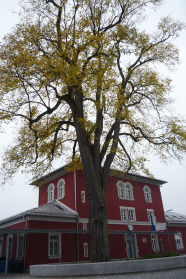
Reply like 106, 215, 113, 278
108, 219, 166, 228
116, 181, 134, 200
48, 233, 61, 259
174, 233, 184, 250
81, 191, 86, 203
120, 206, 136, 221
83, 222, 87, 231
151, 233, 159, 252
57, 179, 65, 199
47, 183, 55, 203
143, 186, 152, 203
83, 243, 88, 257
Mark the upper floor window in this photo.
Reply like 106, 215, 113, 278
57, 179, 65, 199
147, 209, 156, 225
175, 233, 184, 250
117, 181, 134, 200
81, 191, 86, 203
143, 186, 152, 203
120, 207, 136, 221
48, 184, 55, 203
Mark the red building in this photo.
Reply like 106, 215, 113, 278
0, 166, 185, 271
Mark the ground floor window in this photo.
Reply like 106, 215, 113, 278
175, 233, 184, 250
83, 243, 88, 257
151, 234, 159, 252
49, 234, 61, 258
17, 235, 24, 259
8, 235, 13, 259
0, 238, 3, 257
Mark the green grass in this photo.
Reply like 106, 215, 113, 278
142, 252, 179, 259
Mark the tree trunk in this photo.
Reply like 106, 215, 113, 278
70, 86, 110, 261
88, 180, 110, 262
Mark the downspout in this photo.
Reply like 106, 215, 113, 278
23, 216, 28, 271
74, 171, 79, 262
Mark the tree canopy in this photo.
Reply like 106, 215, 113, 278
0, 0, 186, 261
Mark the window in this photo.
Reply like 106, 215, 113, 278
147, 209, 156, 222
143, 186, 152, 203
8, 235, 13, 259
120, 207, 136, 221
57, 179, 65, 199
175, 233, 184, 250
81, 191, 86, 203
17, 235, 24, 259
151, 234, 159, 252
0, 238, 3, 257
83, 243, 88, 257
125, 183, 133, 200
48, 184, 55, 203
49, 234, 61, 258
117, 181, 134, 200
83, 222, 87, 231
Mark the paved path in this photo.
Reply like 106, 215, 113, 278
1, 268, 186, 279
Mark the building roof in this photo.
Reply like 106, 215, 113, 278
30, 164, 167, 187
0, 200, 78, 227
165, 211, 186, 224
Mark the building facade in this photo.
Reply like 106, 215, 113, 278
0, 166, 185, 271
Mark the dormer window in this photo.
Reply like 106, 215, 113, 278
57, 179, 65, 199
48, 184, 55, 203
117, 181, 134, 200
143, 186, 152, 203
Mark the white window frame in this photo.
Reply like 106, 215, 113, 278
57, 179, 65, 199
143, 186, 152, 203
81, 191, 86, 203
151, 234, 159, 252
175, 233, 184, 250
83, 243, 88, 257
117, 181, 134, 200
47, 183, 55, 203
147, 209, 155, 222
0, 237, 3, 258
125, 183, 134, 200
120, 207, 136, 221
48, 234, 61, 259
16, 234, 24, 259
83, 222, 87, 231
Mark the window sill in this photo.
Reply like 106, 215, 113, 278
118, 198, 134, 201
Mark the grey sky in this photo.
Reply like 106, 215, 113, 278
0, 0, 185, 220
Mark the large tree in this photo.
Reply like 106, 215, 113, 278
0, 0, 186, 261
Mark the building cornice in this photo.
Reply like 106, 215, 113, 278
30, 165, 167, 187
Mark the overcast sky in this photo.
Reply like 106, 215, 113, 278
0, 0, 185, 220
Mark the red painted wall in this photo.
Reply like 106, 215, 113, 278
39, 172, 76, 210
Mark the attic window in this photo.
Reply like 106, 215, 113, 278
54, 204, 62, 210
